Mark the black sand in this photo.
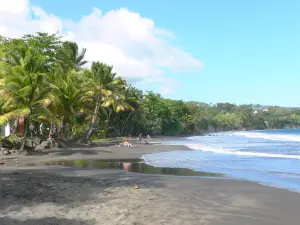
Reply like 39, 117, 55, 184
0, 138, 299, 224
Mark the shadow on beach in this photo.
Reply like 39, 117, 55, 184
0, 167, 167, 224
0, 217, 92, 225
1, 167, 300, 225
0, 168, 166, 207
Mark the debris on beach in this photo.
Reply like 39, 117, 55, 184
132, 184, 139, 189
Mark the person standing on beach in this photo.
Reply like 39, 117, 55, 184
29, 124, 34, 137
139, 133, 142, 143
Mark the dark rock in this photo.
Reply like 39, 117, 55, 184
3, 149, 10, 155
13, 139, 22, 149
32, 137, 42, 145
35, 140, 51, 151
9, 149, 15, 154
25, 137, 43, 150
57, 140, 68, 148
25, 139, 36, 149
0, 139, 14, 149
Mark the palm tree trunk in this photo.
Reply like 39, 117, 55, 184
121, 112, 132, 136
19, 115, 30, 154
105, 111, 112, 136
83, 97, 100, 143
58, 117, 64, 138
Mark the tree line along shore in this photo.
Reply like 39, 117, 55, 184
1, 32, 300, 153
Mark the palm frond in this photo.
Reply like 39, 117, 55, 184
35, 106, 59, 125
0, 107, 30, 125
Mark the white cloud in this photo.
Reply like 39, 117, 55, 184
0, 0, 203, 92
0, 0, 28, 14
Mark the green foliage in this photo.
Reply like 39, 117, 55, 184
1, 31, 300, 145
22, 32, 62, 70
0, 45, 58, 125
70, 123, 90, 139
57, 41, 87, 71
0, 134, 24, 149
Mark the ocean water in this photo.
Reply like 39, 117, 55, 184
142, 129, 300, 192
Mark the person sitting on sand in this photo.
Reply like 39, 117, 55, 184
147, 134, 151, 139
125, 136, 132, 142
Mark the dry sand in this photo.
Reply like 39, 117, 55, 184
1, 139, 300, 225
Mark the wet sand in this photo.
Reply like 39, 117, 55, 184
1, 138, 189, 166
1, 139, 300, 224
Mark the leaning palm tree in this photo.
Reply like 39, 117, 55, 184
82, 62, 128, 142
57, 41, 88, 72
0, 45, 58, 152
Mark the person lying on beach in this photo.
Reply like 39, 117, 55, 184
116, 141, 133, 147
123, 141, 132, 147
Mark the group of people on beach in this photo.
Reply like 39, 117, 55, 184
116, 133, 151, 148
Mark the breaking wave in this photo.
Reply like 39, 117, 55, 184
186, 143, 300, 160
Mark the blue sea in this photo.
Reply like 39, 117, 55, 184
142, 129, 300, 192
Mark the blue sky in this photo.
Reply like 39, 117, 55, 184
26, 1, 300, 106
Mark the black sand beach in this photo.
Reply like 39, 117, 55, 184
1, 139, 300, 225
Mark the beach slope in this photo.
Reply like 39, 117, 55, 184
0, 142, 300, 225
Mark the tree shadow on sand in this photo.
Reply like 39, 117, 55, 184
26, 147, 112, 157
0, 168, 166, 212
0, 217, 93, 225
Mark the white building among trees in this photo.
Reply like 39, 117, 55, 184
0, 123, 11, 137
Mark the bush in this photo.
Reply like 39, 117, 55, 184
0, 135, 24, 149
69, 123, 89, 141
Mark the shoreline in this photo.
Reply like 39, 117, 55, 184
1, 138, 300, 224
1, 137, 299, 192
1, 137, 299, 193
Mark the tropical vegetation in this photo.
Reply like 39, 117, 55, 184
1, 33, 300, 151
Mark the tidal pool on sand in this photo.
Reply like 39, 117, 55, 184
41, 159, 224, 177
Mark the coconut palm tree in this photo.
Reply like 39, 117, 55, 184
101, 86, 139, 137
0, 45, 58, 152
119, 86, 141, 134
48, 65, 93, 137
57, 41, 88, 72
82, 62, 129, 142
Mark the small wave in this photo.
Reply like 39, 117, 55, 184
186, 131, 300, 143
232, 131, 300, 142
187, 144, 300, 160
